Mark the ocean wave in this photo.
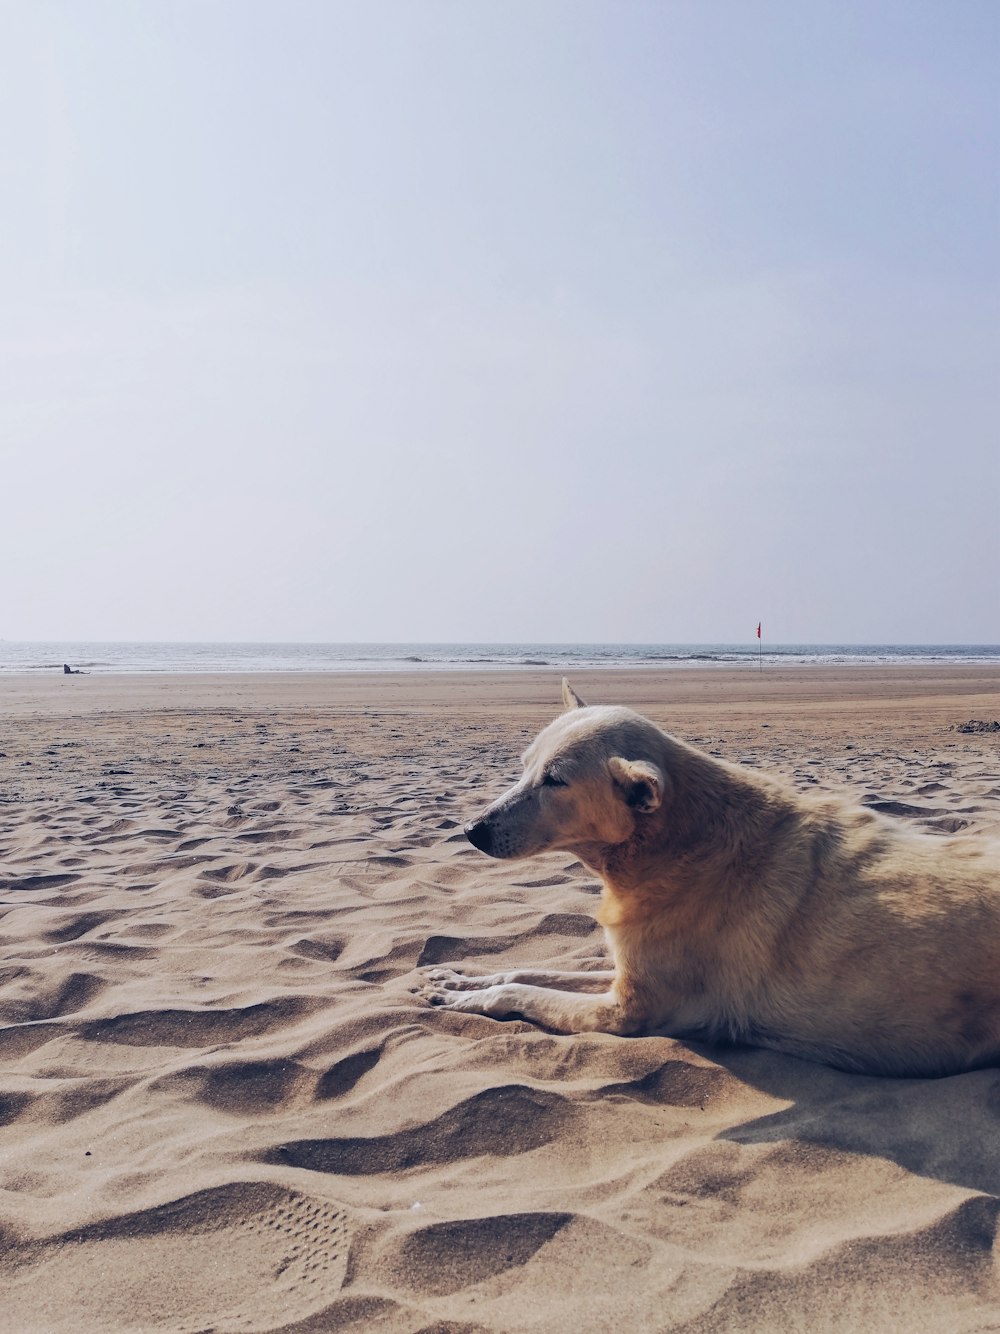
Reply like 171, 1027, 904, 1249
2, 643, 999, 674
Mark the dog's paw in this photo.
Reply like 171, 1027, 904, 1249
422, 983, 518, 1019
422, 966, 502, 992
416, 968, 474, 1008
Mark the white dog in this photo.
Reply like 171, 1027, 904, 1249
422, 681, 1000, 1076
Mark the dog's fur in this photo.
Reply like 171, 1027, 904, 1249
422, 681, 1000, 1076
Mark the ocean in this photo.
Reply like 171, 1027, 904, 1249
2, 642, 999, 674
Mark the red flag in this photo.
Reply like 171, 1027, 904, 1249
756, 623, 761, 638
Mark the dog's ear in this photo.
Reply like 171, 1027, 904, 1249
608, 757, 665, 813
562, 678, 587, 710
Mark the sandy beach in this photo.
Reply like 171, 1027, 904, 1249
2, 665, 1000, 1332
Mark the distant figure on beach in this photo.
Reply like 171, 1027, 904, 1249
63, 664, 79, 675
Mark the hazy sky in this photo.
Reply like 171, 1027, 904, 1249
3, 0, 997, 643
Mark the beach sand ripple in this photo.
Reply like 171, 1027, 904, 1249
2, 667, 1000, 1331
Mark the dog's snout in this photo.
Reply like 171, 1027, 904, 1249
465, 820, 494, 855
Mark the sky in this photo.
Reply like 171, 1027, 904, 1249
2, 0, 998, 644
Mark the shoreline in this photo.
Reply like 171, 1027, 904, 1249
1, 661, 1000, 736
7, 656, 1000, 699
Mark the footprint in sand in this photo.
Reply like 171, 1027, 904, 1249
1, 1182, 352, 1333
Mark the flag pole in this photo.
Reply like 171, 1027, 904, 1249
757, 621, 762, 673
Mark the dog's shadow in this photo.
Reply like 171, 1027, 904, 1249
685, 1039, 1000, 1199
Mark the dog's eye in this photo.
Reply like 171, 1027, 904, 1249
541, 772, 567, 788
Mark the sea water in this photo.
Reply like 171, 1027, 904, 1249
2, 642, 999, 674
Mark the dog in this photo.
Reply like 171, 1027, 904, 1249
422, 680, 1000, 1076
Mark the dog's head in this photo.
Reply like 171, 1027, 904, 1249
465, 679, 671, 862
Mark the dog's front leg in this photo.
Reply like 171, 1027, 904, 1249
423, 979, 640, 1035
427, 967, 617, 993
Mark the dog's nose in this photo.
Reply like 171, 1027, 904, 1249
465, 821, 494, 855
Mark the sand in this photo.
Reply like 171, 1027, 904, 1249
2, 664, 1000, 1333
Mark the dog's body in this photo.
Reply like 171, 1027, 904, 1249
422, 682, 1000, 1076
